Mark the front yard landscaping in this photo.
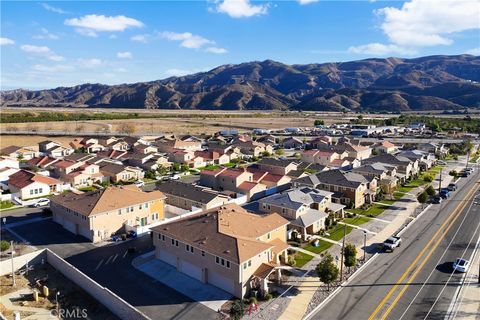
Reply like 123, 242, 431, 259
325, 224, 354, 241
304, 240, 334, 254
292, 251, 313, 268
0, 200, 14, 210
343, 215, 371, 226
349, 203, 390, 217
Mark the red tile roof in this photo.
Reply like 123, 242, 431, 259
9, 170, 61, 189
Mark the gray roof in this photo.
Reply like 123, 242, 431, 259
259, 187, 333, 210
157, 180, 221, 204
295, 169, 368, 189
291, 208, 328, 228
257, 158, 298, 167
363, 154, 412, 166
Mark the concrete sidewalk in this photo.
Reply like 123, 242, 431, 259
277, 276, 322, 320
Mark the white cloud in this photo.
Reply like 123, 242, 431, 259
33, 28, 60, 40
159, 31, 214, 49
32, 64, 74, 72
117, 51, 133, 59
65, 14, 143, 37
130, 34, 149, 43
20, 44, 64, 61
114, 67, 128, 73
466, 47, 480, 55
205, 46, 228, 54
348, 43, 417, 56
216, 0, 268, 18
350, 0, 479, 56
77, 58, 103, 68
41, 3, 70, 14
0, 37, 15, 46
297, 0, 319, 5
377, 0, 479, 47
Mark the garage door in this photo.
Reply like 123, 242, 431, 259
159, 250, 177, 267
180, 259, 202, 282
208, 270, 235, 294
78, 226, 91, 240
63, 220, 77, 234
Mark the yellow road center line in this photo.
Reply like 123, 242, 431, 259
368, 185, 479, 320
380, 185, 478, 319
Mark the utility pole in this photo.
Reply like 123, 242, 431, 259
10, 241, 15, 287
466, 150, 470, 170
438, 168, 443, 194
340, 223, 347, 280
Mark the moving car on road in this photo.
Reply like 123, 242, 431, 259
383, 236, 402, 252
31, 198, 50, 208
453, 258, 470, 273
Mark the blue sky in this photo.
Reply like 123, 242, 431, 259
1, 0, 479, 89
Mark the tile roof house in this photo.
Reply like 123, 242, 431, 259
282, 137, 303, 149
362, 154, 418, 180
0, 145, 39, 160
156, 180, 230, 211
372, 140, 397, 154
8, 169, 66, 200
233, 141, 273, 158
99, 163, 144, 183
352, 163, 398, 192
151, 203, 289, 298
334, 142, 372, 160
0, 156, 20, 190
38, 140, 74, 158
51, 186, 166, 242
398, 150, 436, 171
259, 187, 344, 239
256, 158, 300, 176
293, 169, 373, 208
194, 150, 230, 165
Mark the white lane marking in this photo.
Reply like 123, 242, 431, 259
94, 259, 104, 271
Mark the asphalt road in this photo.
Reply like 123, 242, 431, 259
308, 168, 480, 320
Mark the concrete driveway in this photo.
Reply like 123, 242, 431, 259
134, 252, 232, 311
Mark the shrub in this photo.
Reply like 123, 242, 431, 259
121, 234, 127, 241
423, 175, 433, 182
417, 191, 428, 204
449, 170, 457, 177
0, 240, 10, 252
249, 297, 258, 305
287, 256, 296, 267
426, 185, 436, 196
230, 300, 245, 320
264, 293, 273, 301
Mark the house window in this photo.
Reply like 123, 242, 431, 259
118, 209, 122, 215
175, 240, 179, 247
145, 202, 149, 208
162, 235, 165, 241
30, 190, 34, 195
216, 256, 220, 264
267, 232, 271, 240
151, 214, 155, 221
201, 251, 205, 257
171, 239, 175, 245
158, 234, 162, 240
248, 260, 251, 267
186, 244, 194, 253
243, 262, 247, 269
221, 258, 225, 266
139, 204, 143, 210
226, 261, 230, 268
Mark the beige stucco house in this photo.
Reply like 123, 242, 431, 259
151, 203, 289, 298
51, 186, 166, 242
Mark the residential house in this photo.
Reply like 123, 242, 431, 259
26, 156, 59, 171
168, 150, 205, 168
194, 150, 230, 165
352, 163, 398, 193
398, 150, 436, 171
0, 156, 20, 190
151, 203, 289, 298
417, 143, 449, 157
51, 186, 165, 242
99, 163, 144, 183
334, 142, 372, 160
282, 137, 303, 149
309, 136, 332, 149
8, 169, 65, 200
293, 169, 372, 208
156, 139, 203, 153
0, 145, 38, 160
200, 168, 267, 200
157, 180, 230, 211
256, 158, 299, 176
372, 141, 397, 154
363, 154, 418, 181
63, 163, 103, 188
38, 140, 74, 158
234, 141, 273, 158
259, 187, 344, 239
301, 150, 348, 167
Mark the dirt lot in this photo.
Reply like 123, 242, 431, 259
0, 263, 117, 319
0, 135, 73, 148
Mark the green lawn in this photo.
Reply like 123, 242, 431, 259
343, 215, 371, 226
78, 186, 96, 192
293, 251, 314, 268
325, 224, 354, 241
201, 164, 220, 171
0, 201, 14, 210
349, 203, 390, 217
304, 240, 334, 254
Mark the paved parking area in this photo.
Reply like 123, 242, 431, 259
135, 252, 232, 311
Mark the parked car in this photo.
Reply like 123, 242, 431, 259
447, 183, 457, 191
432, 196, 443, 204
32, 198, 50, 208
111, 235, 121, 242
460, 170, 470, 177
383, 236, 402, 252
127, 230, 137, 238
466, 167, 475, 173
440, 189, 451, 199
170, 174, 180, 180
453, 258, 470, 273
437, 160, 447, 165
135, 181, 145, 188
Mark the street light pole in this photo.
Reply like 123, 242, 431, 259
340, 222, 347, 280
363, 231, 367, 262
56, 291, 61, 319
438, 168, 443, 195
10, 241, 15, 287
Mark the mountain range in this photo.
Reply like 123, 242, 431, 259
1, 54, 479, 112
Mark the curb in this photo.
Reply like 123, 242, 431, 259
303, 253, 379, 320
397, 204, 432, 237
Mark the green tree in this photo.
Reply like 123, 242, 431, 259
417, 191, 428, 204
144, 170, 156, 180
171, 163, 181, 172
262, 151, 271, 157
449, 170, 457, 177
180, 164, 189, 172
423, 174, 433, 182
316, 253, 339, 291
275, 148, 285, 156
0, 240, 10, 252
343, 243, 357, 272
425, 185, 436, 196
314, 119, 325, 126
157, 165, 169, 176
230, 300, 245, 320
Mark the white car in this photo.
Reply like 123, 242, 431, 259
453, 258, 470, 273
170, 175, 180, 180
32, 198, 50, 207
437, 160, 447, 165
135, 181, 145, 188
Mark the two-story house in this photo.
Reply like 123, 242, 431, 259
51, 186, 165, 242
151, 203, 289, 298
